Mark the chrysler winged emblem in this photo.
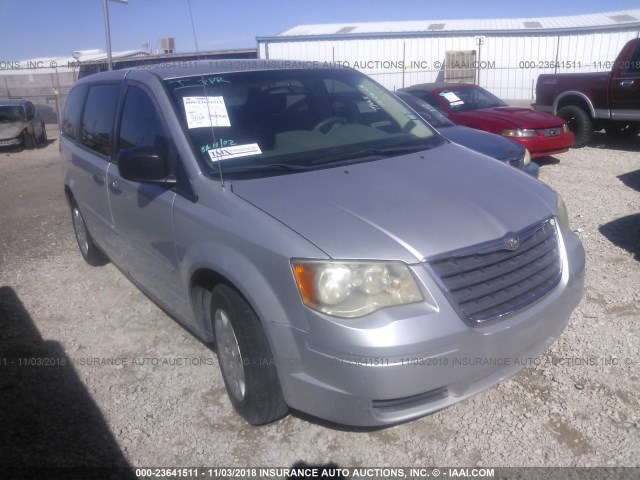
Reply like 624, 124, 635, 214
506, 235, 520, 250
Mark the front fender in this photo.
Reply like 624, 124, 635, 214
181, 241, 314, 338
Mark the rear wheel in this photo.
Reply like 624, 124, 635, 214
211, 284, 288, 425
557, 105, 593, 148
70, 199, 108, 266
605, 122, 639, 140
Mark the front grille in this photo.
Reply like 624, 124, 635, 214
429, 219, 562, 324
540, 127, 561, 137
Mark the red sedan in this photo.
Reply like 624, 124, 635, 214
400, 83, 574, 158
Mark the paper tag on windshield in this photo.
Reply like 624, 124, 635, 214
208, 143, 262, 162
441, 91, 462, 104
183, 96, 231, 128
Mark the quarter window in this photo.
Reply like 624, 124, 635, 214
81, 84, 120, 156
118, 85, 169, 157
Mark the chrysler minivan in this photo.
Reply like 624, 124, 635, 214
60, 60, 585, 426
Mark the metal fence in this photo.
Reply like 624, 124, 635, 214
259, 28, 640, 99
1, 71, 75, 125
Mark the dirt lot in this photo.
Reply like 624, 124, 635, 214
1, 127, 639, 472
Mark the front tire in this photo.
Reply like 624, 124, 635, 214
70, 199, 108, 266
23, 131, 36, 150
557, 105, 593, 148
37, 127, 47, 147
211, 284, 288, 425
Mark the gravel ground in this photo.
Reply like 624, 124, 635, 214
1, 126, 639, 472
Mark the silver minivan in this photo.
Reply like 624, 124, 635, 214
60, 61, 585, 426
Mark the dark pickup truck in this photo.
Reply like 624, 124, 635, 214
533, 38, 640, 147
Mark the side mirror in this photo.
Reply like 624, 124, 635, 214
117, 147, 176, 185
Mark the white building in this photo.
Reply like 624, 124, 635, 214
257, 9, 640, 100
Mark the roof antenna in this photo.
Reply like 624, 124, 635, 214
186, 0, 201, 55
187, 0, 225, 189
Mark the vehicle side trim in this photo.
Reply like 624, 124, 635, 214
610, 109, 640, 121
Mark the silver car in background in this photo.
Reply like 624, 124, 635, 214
60, 61, 585, 426
0, 98, 47, 150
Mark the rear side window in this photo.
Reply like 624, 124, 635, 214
62, 84, 87, 140
81, 84, 120, 156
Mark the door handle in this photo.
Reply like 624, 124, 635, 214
92, 173, 105, 185
109, 180, 122, 194
619, 79, 634, 87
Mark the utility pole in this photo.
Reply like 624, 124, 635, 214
102, 0, 113, 70
102, 0, 128, 71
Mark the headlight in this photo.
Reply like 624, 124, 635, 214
502, 128, 537, 138
555, 193, 570, 232
523, 148, 531, 165
291, 260, 423, 318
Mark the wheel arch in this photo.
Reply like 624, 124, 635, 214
189, 268, 231, 343
64, 185, 74, 207
186, 250, 309, 344
554, 92, 595, 118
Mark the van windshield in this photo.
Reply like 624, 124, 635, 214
165, 68, 443, 177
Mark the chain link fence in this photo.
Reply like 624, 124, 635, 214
1, 71, 76, 125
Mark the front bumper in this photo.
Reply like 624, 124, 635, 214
513, 131, 575, 158
269, 231, 585, 426
0, 137, 22, 147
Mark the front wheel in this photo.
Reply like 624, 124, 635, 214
212, 284, 288, 425
605, 123, 639, 140
23, 131, 36, 150
38, 127, 48, 147
557, 105, 593, 148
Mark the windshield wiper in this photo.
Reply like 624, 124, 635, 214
212, 162, 313, 174
311, 144, 434, 166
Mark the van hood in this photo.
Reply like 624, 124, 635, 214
231, 143, 556, 263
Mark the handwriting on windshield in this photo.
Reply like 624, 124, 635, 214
201, 138, 237, 153
362, 95, 381, 111
199, 77, 231, 85
168, 77, 231, 92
